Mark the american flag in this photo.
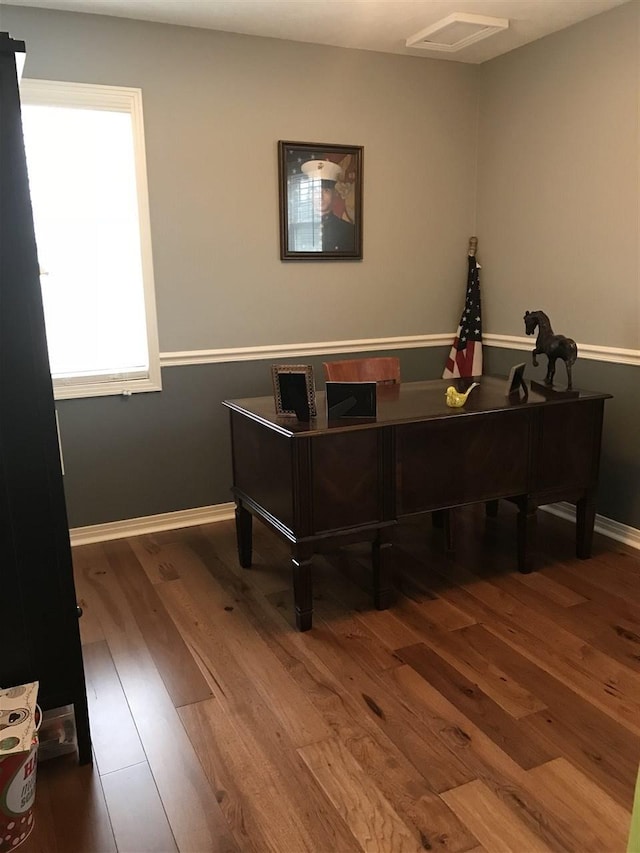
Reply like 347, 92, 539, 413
443, 254, 483, 379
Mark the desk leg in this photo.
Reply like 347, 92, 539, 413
373, 528, 394, 610
516, 497, 537, 574
235, 501, 252, 568
443, 509, 455, 552
485, 500, 499, 518
432, 510, 455, 551
292, 543, 313, 632
576, 492, 596, 559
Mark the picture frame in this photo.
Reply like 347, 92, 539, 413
506, 362, 527, 396
278, 140, 363, 261
326, 381, 377, 420
271, 364, 317, 420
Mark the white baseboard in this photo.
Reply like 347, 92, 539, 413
540, 502, 640, 551
69, 503, 236, 546
70, 500, 640, 553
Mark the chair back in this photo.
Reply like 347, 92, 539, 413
322, 356, 400, 385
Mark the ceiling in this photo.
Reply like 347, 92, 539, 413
1, 0, 630, 63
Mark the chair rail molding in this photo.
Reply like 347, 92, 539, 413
484, 334, 640, 367
160, 334, 452, 367
160, 334, 640, 368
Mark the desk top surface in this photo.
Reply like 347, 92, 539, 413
223, 375, 611, 437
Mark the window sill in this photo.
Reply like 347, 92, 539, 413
53, 376, 162, 401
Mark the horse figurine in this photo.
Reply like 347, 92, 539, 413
523, 310, 578, 389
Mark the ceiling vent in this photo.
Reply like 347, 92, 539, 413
406, 12, 509, 53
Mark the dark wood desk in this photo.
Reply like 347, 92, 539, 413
224, 376, 611, 630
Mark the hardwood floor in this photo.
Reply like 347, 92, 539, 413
20, 504, 640, 852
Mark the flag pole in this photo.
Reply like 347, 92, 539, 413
468, 236, 478, 257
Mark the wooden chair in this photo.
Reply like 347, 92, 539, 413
322, 356, 400, 384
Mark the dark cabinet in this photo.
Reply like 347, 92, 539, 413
1, 33, 91, 764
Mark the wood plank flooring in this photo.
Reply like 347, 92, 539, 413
20, 504, 640, 852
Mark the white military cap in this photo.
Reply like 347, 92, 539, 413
301, 159, 342, 183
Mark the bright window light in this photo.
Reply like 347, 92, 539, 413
19, 80, 160, 399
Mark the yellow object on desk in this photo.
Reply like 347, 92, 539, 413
445, 382, 479, 408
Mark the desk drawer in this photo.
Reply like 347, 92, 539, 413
311, 430, 384, 533
397, 411, 530, 513
532, 400, 602, 492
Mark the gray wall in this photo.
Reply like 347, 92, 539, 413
3, 2, 640, 531
477, 0, 640, 530
2, 4, 478, 351
477, 1, 639, 347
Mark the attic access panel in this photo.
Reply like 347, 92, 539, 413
406, 12, 509, 53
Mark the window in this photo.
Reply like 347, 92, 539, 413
19, 80, 160, 399
288, 174, 321, 252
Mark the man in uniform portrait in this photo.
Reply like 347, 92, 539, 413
300, 159, 356, 253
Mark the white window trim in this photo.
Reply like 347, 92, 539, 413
19, 79, 161, 400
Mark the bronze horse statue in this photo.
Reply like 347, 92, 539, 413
524, 310, 577, 389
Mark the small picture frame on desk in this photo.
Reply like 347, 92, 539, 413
271, 364, 317, 421
326, 381, 377, 420
506, 362, 527, 397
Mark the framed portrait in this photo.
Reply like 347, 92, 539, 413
278, 140, 363, 261
271, 364, 317, 420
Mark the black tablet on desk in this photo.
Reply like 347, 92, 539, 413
326, 381, 377, 419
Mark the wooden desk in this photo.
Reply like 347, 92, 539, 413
224, 376, 611, 630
